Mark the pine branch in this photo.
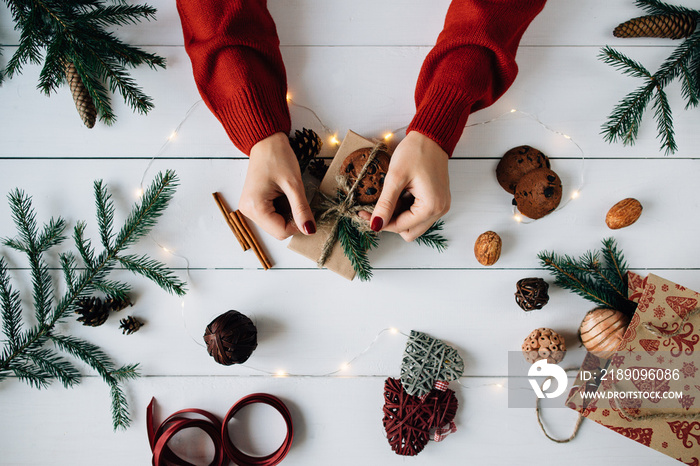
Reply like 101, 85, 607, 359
601, 11, 700, 154
680, 63, 700, 109
635, 0, 698, 17
49, 334, 137, 430
116, 255, 186, 297
1, 0, 166, 121
601, 238, 629, 293
338, 217, 376, 282
78, 3, 158, 28
26, 348, 80, 389
599, 46, 652, 79
652, 85, 677, 154
0, 171, 186, 430
114, 170, 179, 251
539, 251, 620, 310
94, 180, 115, 251
414, 220, 448, 252
538, 239, 637, 317
0, 258, 23, 349
601, 82, 655, 145
90, 279, 132, 302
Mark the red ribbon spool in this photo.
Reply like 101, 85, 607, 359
148, 393, 293, 466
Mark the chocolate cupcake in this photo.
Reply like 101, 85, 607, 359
339, 147, 391, 204
496, 145, 550, 194
513, 168, 562, 219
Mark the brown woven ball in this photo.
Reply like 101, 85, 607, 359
522, 328, 566, 364
203, 310, 258, 365
515, 277, 550, 311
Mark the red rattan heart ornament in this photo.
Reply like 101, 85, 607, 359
382, 377, 458, 456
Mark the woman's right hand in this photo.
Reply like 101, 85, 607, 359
238, 132, 316, 240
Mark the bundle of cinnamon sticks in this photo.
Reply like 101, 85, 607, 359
212, 192, 272, 270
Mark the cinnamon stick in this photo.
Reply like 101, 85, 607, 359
231, 210, 273, 270
212, 192, 249, 251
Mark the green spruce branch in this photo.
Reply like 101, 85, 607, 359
538, 238, 637, 316
600, 0, 700, 154
0, 170, 186, 430
338, 217, 448, 282
1, 0, 166, 123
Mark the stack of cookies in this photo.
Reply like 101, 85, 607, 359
495, 145, 562, 219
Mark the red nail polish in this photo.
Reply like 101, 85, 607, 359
303, 221, 316, 235
370, 217, 383, 232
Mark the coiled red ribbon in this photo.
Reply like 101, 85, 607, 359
147, 393, 293, 466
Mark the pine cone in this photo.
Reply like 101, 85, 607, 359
614, 13, 698, 39
119, 316, 144, 335
289, 128, 323, 173
75, 297, 110, 327
105, 296, 132, 312
64, 61, 97, 128
307, 158, 329, 181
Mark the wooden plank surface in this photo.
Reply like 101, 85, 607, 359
0, 0, 698, 464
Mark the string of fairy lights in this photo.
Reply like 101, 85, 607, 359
136, 94, 587, 380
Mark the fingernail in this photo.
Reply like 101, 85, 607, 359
370, 217, 383, 232
303, 221, 316, 235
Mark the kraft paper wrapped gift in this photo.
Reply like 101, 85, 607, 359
288, 130, 378, 281
566, 273, 700, 464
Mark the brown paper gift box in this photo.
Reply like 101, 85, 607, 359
288, 130, 377, 281
566, 273, 700, 464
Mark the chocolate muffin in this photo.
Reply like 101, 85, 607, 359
339, 147, 391, 204
513, 168, 562, 219
496, 145, 550, 194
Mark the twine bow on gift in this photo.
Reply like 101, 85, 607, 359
315, 142, 386, 268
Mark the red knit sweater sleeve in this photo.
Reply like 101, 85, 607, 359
407, 0, 546, 156
176, 0, 290, 155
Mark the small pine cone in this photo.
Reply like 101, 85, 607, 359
307, 158, 329, 181
75, 297, 110, 327
289, 128, 323, 173
119, 316, 144, 335
614, 13, 698, 39
64, 61, 97, 128
105, 296, 133, 313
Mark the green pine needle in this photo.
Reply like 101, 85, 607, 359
0, 171, 186, 430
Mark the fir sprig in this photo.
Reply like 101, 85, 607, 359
413, 220, 447, 252
1, 0, 166, 123
337, 217, 448, 281
338, 217, 378, 282
538, 238, 637, 316
0, 170, 186, 430
600, 0, 700, 154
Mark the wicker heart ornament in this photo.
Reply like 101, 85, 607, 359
382, 378, 458, 456
400, 330, 465, 397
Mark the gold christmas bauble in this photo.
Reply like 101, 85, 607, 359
579, 307, 630, 358
522, 327, 566, 364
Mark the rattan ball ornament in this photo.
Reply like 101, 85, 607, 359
203, 310, 258, 365
579, 307, 630, 358
515, 277, 550, 311
522, 328, 566, 364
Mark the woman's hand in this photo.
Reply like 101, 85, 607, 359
238, 132, 316, 240
361, 131, 451, 241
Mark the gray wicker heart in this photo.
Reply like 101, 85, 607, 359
400, 330, 464, 397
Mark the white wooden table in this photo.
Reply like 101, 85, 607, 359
1, 1, 698, 464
